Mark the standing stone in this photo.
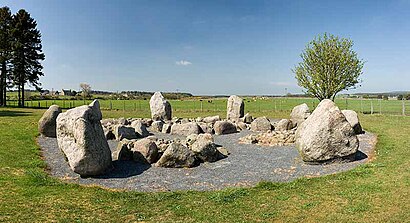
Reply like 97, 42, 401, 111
213, 121, 237, 135
295, 99, 359, 162
251, 117, 272, 132
155, 143, 196, 168
290, 103, 311, 127
227, 95, 244, 121
149, 92, 172, 121
38, 105, 62, 138
341, 110, 363, 135
56, 100, 112, 176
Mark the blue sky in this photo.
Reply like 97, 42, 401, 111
3, 0, 410, 95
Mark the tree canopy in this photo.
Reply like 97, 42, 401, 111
293, 33, 364, 101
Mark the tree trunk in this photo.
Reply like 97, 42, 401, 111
21, 83, 25, 107
0, 61, 4, 106
17, 84, 21, 107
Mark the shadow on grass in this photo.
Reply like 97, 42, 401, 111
0, 110, 32, 117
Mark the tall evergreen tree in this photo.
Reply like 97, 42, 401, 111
11, 9, 44, 107
0, 7, 12, 106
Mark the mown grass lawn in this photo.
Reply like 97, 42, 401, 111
0, 108, 409, 222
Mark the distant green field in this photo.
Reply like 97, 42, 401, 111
7, 97, 410, 116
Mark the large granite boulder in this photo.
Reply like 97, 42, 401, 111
190, 139, 221, 162
149, 92, 172, 120
290, 103, 311, 127
341, 110, 363, 135
155, 143, 196, 168
203, 115, 220, 124
114, 125, 138, 140
170, 122, 201, 136
251, 117, 272, 132
130, 120, 150, 137
275, 119, 294, 131
38, 105, 62, 137
295, 99, 359, 162
227, 95, 244, 121
56, 100, 112, 176
213, 121, 237, 135
131, 138, 159, 164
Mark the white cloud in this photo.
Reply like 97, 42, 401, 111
176, 60, 192, 66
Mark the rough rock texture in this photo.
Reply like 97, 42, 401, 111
114, 125, 138, 140
213, 121, 237, 135
198, 122, 213, 134
275, 119, 294, 131
131, 120, 150, 137
151, 120, 164, 132
56, 100, 112, 176
295, 99, 359, 162
161, 123, 172, 133
131, 138, 159, 164
227, 95, 244, 121
240, 130, 296, 146
190, 139, 220, 162
251, 117, 272, 132
114, 140, 134, 160
155, 143, 196, 168
342, 110, 363, 135
203, 115, 220, 124
38, 105, 62, 137
243, 113, 253, 124
290, 103, 311, 127
149, 92, 172, 120
170, 123, 201, 136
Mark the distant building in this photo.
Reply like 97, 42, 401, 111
61, 89, 76, 96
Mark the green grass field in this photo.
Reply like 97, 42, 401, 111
0, 106, 409, 222
7, 97, 410, 116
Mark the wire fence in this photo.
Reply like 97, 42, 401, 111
6, 97, 410, 116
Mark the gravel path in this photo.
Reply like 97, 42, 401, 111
38, 130, 376, 192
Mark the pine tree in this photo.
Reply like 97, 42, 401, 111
11, 9, 45, 107
0, 7, 12, 106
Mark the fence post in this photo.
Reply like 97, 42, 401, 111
379, 99, 382, 115
123, 100, 125, 111
370, 100, 373, 114
274, 100, 277, 112
360, 98, 363, 114
110, 100, 112, 110
200, 100, 203, 112
402, 99, 405, 116
38, 101, 40, 108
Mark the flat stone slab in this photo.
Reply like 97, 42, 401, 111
38, 130, 376, 192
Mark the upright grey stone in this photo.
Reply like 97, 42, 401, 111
149, 92, 172, 120
155, 143, 196, 168
342, 110, 363, 134
56, 100, 112, 176
38, 105, 62, 137
290, 103, 311, 127
227, 95, 244, 121
295, 99, 359, 162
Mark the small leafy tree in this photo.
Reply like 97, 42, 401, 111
293, 33, 364, 101
80, 83, 91, 98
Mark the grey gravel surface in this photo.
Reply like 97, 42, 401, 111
38, 130, 376, 192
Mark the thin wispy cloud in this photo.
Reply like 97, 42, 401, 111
176, 60, 192, 66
